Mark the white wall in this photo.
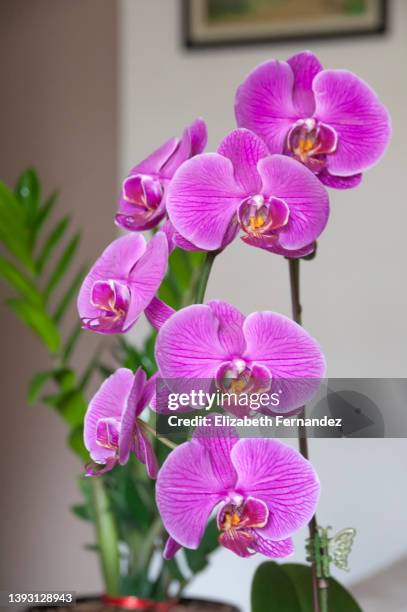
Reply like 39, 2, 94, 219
120, 1, 407, 610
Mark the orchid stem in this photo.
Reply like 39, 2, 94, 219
141, 420, 178, 450
195, 250, 219, 304
288, 257, 327, 612
90, 476, 120, 596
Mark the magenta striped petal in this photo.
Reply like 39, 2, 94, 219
314, 70, 391, 176
287, 51, 322, 116
84, 368, 134, 464
235, 59, 297, 153
167, 153, 242, 251
163, 537, 182, 560
252, 534, 294, 558
258, 155, 329, 250
119, 368, 147, 465
217, 129, 268, 194
155, 304, 228, 380
232, 438, 320, 539
156, 440, 225, 548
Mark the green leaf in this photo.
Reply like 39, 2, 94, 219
185, 519, 219, 573
165, 557, 187, 586
251, 562, 362, 612
53, 264, 86, 323
252, 561, 301, 612
15, 169, 40, 226
68, 425, 88, 462
45, 232, 80, 297
53, 367, 76, 390
282, 564, 362, 612
0, 256, 42, 305
51, 389, 87, 427
28, 370, 54, 404
35, 216, 70, 274
32, 191, 57, 236
6, 298, 60, 352
71, 503, 91, 521
61, 322, 82, 363
0, 181, 35, 271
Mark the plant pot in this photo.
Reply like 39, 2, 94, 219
28, 595, 240, 612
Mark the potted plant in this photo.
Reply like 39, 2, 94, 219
0, 49, 390, 611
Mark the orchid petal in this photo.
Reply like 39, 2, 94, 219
193, 413, 239, 490
232, 438, 320, 539
258, 155, 329, 250
163, 536, 182, 560
156, 441, 225, 548
217, 129, 268, 194
287, 51, 322, 116
252, 534, 294, 558
84, 369, 134, 463
135, 426, 159, 479
125, 232, 168, 330
235, 60, 297, 153
145, 297, 175, 331
219, 529, 254, 558
242, 235, 315, 258
132, 137, 179, 175
314, 69, 391, 175
119, 368, 146, 465
167, 153, 243, 251
189, 117, 208, 155
319, 170, 363, 190
155, 304, 228, 380
78, 235, 146, 322
243, 311, 325, 412
208, 300, 246, 356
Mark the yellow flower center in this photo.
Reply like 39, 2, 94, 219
222, 511, 241, 531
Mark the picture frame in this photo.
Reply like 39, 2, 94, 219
182, 0, 388, 49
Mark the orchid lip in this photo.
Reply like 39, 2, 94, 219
238, 194, 290, 240
96, 417, 120, 450
122, 173, 164, 212
286, 118, 338, 173
84, 280, 131, 332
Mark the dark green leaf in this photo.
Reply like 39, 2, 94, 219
53, 367, 76, 390
252, 561, 301, 612
68, 425, 88, 462
32, 191, 57, 236
6, 298, 60, 352
282, 564, 362, 612
15, 169, 40, 225
53, 389, 87, 427
71, 503, 91, 521
28, 370, 54, 404
35, 216, 70, 273
53, 264, 87, 323
62, 322, 82, 363
0, 181, 35, 270
0, 256, 42, 305
45, 232, 80, 297
165, 557, 187, 586
251, 562, 363, 612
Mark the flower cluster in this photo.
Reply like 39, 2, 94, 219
77, 51, 390, 559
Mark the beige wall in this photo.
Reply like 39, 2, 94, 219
0, 0, 118, 594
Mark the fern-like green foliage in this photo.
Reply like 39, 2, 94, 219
0, 169, 220, 599
0, 169, 96, 458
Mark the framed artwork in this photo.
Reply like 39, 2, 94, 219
182, 0, 387, 49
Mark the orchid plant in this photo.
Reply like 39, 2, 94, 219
1, 51, 390, 612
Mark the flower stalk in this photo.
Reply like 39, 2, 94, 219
288, 257, 327, 612
194, 250, 219, 304
90, 477, 121, 596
